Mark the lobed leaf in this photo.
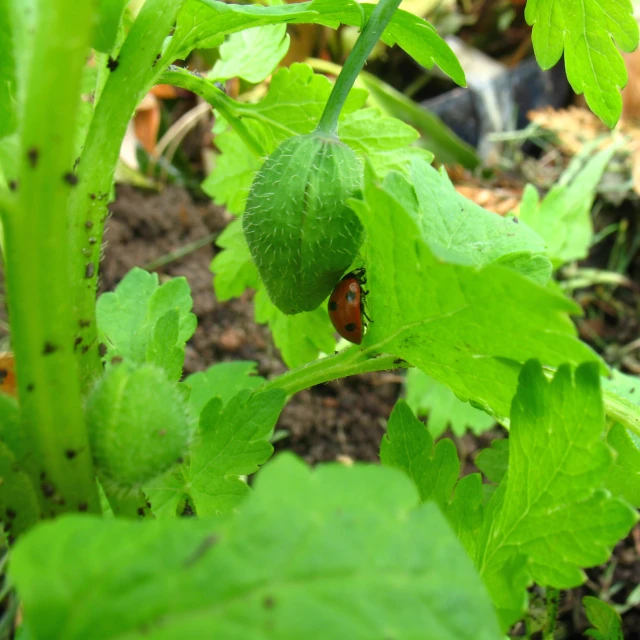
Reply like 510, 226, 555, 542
210, 24, 289, 83
606, 422, 640, 507
404, 368, 495, 438
525, 0, 638, 127
97, 268, 196, 380
183, 361, 265, 420
12, 454, 502, 640
351, 169, 600, 421
475, 439, 509, 484
144, 388, 286, 518
476, 361, 638, 628
518, 144, 619, 267
168, 0, 465, 87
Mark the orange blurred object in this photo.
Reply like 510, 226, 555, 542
0, 352, 17, 398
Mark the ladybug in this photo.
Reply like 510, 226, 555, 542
327, 268, 372, 345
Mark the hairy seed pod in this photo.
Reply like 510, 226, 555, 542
86, 363, 191, 488
243, 133, 364, 314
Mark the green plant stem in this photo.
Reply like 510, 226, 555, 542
261, 348, 408, 397
159, 67, 265, 157
543, 587, 559, 640
2, 0, 101, 516
67, 0, 186, 389
315, 0, 403, 136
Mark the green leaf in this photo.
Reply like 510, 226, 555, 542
601, 369, 640, 445
209, 218, 260, 294
525, 0, 638, 127
606, 422, 640, 507
405, 368, 495, 438
0, 441, 39, 541
146, 310, 183, 382
144, 388, 286, 517
12, 454, 502, 640
210, 24, 289, 83
169, 0, 465, 87
254, 289, 336, 368
338, 106, 435, 177
475, 439, 509, 484
358, 69, 478, 169
0, 393, 24, 461
183, 361, 264, 419
97, 268, 197, 379
518, 145, 619, 267
396, 160, 551, 284
202, 130, 261, 215
94, 0, 129, 53
583, 596, 623, 640
351, 173, 601, 421
0, 0, 18, 138
476, 361, 638, 629
445, 473, 485, 560
380, 400, 459, 510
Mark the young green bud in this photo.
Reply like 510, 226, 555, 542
86, 363, 191, 489
243, 133, 363, 314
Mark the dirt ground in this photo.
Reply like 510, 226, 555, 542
101, 183, 639, 638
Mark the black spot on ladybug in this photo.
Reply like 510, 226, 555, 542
65, 449, 77, 459
98, 343, 107, 357
0, 369, 7, 384
74, 336, 83, 350
6, 508, 16, 520
345, 323, 356, 332
263, 595, 276, 609
85, 262, 95, 278
107, 56, 119, 71
42, 341, 58, 355
64, 172, 78, 186
137, 507, 145, 516
79, 319, 91, 328
85, 220, 93, 229
41, 482, 55, 497
328, 301, 337, 311
27, 147, 39, 167
111, 355, 123, 365
8, 179, 17, 191
78, 502, 88, 512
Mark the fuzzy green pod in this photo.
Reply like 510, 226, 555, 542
86, 363, 191, 488
243, 133, 364, 314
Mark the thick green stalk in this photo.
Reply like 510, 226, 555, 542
2, 0, 100, 515
68, 0, 186, 388
315, 0, 403, 136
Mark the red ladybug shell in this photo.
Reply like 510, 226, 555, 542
328, 274, 364, 345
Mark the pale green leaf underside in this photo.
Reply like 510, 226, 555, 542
352, 176, 602, 421
12, 455, 502, 640
210, 24, 289, 83
525, 0, 639, 127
